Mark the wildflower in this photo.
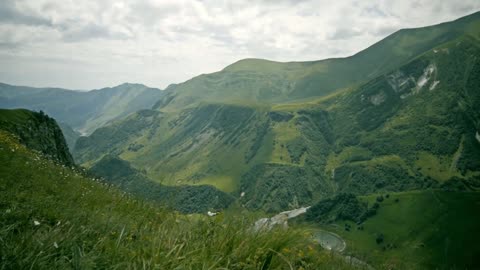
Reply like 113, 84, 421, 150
54, 242, 59, 249
34, 220, 41, 226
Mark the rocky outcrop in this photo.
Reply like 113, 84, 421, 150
0, 109, 74, 166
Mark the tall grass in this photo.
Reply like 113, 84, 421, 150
0, 131, 350, 269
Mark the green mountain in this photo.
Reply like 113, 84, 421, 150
0, 108, 74, 166
2, 11, 480, 270
74, 12, 480, 213
0, 124, 350, 269
154, 11, 480, 111
0, 82, 163, 135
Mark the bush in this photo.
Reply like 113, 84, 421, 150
306, 193, 367, 223
376, 233, 385, 244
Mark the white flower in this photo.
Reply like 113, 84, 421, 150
53, 242, 59, 249
34, 220, 41, 226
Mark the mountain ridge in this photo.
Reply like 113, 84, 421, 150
74, 13, 480, 212
0, 82, 164, 136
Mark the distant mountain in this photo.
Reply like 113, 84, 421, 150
74, 12, 480, 212
0, 82, 164, 135
0, 108, 74, 166
57, 122, 81, 151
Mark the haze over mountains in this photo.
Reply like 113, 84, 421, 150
0, 82, 163, 135
1, 10, 480, 270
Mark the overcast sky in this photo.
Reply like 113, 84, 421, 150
0, 0, 479, 90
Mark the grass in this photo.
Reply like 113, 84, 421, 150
317, 190, 480, 269
0, 131, 352, 269
194, 175, 238, 193
414, 151, 461, 182
325, 147, 373, 174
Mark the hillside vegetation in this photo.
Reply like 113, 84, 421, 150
0, 109, 73, 166
306, 191, 480, 269
0, 130, 352, 269
90, 155, 235, 214
74, 12, 480, 212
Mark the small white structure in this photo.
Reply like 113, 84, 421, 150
253, 206, 310, 232
207, 211, 217, 217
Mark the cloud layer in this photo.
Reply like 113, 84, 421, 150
0, 0, 479, 90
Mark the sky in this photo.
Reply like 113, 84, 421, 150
0, 0, 479, 90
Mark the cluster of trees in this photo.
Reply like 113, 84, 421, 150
305, 193, 397, 226
306, 193, 368, 224
240, 164, 329, 213
90, 156, 235, 214
334, 162, 436, 195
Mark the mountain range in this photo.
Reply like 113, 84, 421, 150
0, 82, 163, 138
1, 11, 480, 270
70, 12, 480, 212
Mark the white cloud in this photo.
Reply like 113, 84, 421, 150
0, 0, 479, 90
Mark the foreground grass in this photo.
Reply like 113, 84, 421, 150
0, 131, 351, 269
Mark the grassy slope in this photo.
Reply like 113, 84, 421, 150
75, 104, 273, 193
89, 155, 235, 214
153, 11, 480, 111
74, 35, 480, 211
316, 190, 480, 270
73, 12, 480, 212
0, 130, 352, 269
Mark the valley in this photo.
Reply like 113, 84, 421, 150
1, 10, 480, 270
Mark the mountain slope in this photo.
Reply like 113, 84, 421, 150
153, 11, 480, 111
74, 12, 480, 212
58, 122, 81, 151
306, 190, 480, 269
0, 108, 74, 166
0, 82, 163, 135
0, 130, 351, 269
90, 155, 235, 213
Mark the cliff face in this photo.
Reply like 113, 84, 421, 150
0, 109, 74, 166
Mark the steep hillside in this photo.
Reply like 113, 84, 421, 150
306, 191, 480, 269
153, 11, 480, 111
0, 130, 351, 269
74, 13, 480, 212
0, 83, 163, 135
0, 109, 74, 166
90, 155, 235, 213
